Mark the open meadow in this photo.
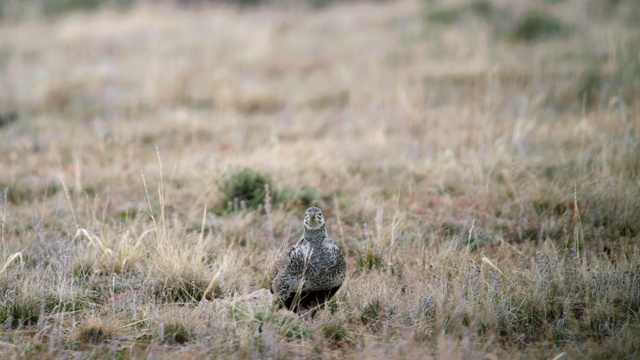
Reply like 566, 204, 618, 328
0, 0, 639, 358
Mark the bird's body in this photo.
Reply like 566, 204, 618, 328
269, 207, 346, 313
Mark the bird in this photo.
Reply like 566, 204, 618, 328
269, 207, 346, 314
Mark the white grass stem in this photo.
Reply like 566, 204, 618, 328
0, 252, 23, 276
59, 175, 78, 229
198, 205, 207, 248
141, 171, 159, 240
74, 228, 113, 257
482, 256, 514, 286
1, 188, 7, 260
156, 147, 167, 240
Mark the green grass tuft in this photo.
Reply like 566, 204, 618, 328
512, 10, 568, 41
322, 323, 348, 341
424, 7, 462, 25
357, 250, 384, 270
160, 322, 191, 344
218, 168, 275, 211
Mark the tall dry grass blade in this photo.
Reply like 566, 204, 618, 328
573, 182, 584, 260
551, 352, 567, 360
73, 152, 83, 195
134, 228, 156, 249
201, 254, 230, 303
333, 194, 346, 251
0, 252, 23, 275
388, 189, 401, 266
1, 188, 7, 260
59, 175, 78, 229
198, 205, 207, 248
264, 184, 274, 242
123, 319, 149, 329
155, 147, 167, 240
498, 236, 528, 258
467, 219, 475, 250
482, 256, 515, 286
141, 171, 159, 241
74, 228, 113, 257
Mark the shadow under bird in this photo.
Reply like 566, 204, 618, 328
269, 207, 346, 314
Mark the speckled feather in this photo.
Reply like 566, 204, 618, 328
269, 207, 346, 312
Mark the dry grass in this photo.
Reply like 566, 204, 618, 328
1, 0, 639, 358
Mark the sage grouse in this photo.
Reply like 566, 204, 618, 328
269, 207, 346, 313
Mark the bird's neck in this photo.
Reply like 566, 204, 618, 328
304, 227, 326, 242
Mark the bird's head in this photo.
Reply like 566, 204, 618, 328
303, 207, 325, 230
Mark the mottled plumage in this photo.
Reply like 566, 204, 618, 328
269, 207, 346, 313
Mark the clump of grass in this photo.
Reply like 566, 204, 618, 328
322, 322, 348, 341
278, 185, 320, 209
39, 0, 135, 16
357, 250, 384, 271
611, 221, 636, 238
468, 0, 494, 19
531, 199, 566, 216
423, 1, 497, 26
78, 326, 106, 344
296, 185, 319, 207
575, 66, 606, 108
273, 313, 309, 341
511, 10, 568, 41
74, 318, 116, 345
360, 299, 381, 325
555, 42, 640, 110
1, 296, 41, 328
0, 111, 18, 128
0, 284, 88, 329
42, 0, 102, 15
613, 37, 640, 105
189, 0, 265, 7
308, 90, 350, 111
233, 92, 285, 115
151, 248, 224, 303
148, 234, 224, 304
219, 168, 274, 212
73, 264, 93, 280
439, 222, 464, 237
326, 299, 339, 314
0, 179, 59, 205
250, 306, 310, 341
155, 278, 219, 303
72, 227, 147, 275
219, 168, 320, 212
424, 6, 462, 25
160, 322, 191, 344
473, 244, 640, 344
358, 298, 394, 334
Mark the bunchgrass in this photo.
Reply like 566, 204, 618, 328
511, 9, 568, 42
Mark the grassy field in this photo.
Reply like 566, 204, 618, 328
1, 0, 639, 358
